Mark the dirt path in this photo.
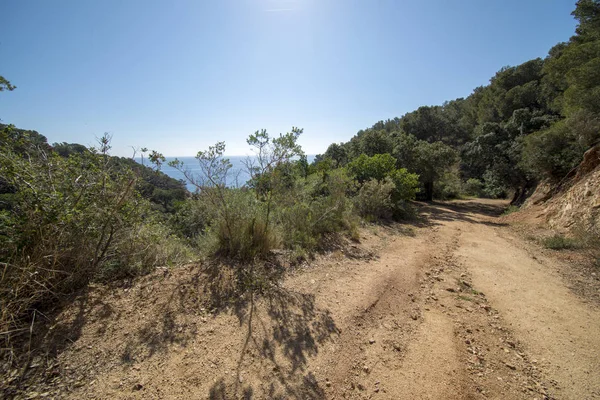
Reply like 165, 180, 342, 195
404, 200, 600, 400
28, 199, 600, 399
453, 203, 600, 399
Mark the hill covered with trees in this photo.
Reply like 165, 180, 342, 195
316, 0, 600, 204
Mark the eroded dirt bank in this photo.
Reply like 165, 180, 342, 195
11, 199, 600, 399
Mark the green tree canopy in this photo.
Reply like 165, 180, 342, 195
0, 76, 15, 92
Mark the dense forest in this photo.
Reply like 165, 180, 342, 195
1, 0, 599, 375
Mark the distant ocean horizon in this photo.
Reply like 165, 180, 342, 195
136, 155, 316, 191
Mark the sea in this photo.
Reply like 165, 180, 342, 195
136, 155, 315, 192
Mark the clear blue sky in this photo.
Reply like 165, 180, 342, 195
0, 0, 578, 156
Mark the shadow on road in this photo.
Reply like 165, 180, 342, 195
113, 258, 339, 400
409, 200, 509, 228
208, 284, 336, 400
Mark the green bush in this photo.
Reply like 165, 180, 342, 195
521, 120, 586, 180
0, 130, 192, 345
97, 220, 194, 281
353, 178, 395, 220
171, 130, 309, 261
572, 217, 600, 266
172, 186, 278, 261
389, 168, 420, 203
433, 169, 463, 200
276, 169, 358, 251
482, 170, 508, 198
345, 153, 419, 218
502, 205, 520, 215
464, 178, 484, 197
171, 193, 215, 242
203, 189, 277, 260
346, 153, 396, 183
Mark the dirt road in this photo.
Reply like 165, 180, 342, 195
41, 199, 600, 399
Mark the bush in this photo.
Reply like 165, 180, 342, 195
353, 178, 395, 220
276, 169, 358, 251
502, 205, 520, 215
173, 186, 278, 261
346, 153, 396, 183
202, 189, 277, 260
345, 153, 419, 218
171, 193, 215, 243
464, 178, 484, 197
0, 131, 192, 347
389, 168, 420, 203
97, 220, 194, 281
171, 130, 309, 261
433, 169, 462, 200
572, 217, 600, 266
482, 170, 508, 198
542, 234, 581, 250
521, 120, 586, 180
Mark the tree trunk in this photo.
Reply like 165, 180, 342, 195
424, 181, 434, 202
511, 180, 537, 206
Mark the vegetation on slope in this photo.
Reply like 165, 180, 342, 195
316, 0, 600, 204
1, 0, 600, 391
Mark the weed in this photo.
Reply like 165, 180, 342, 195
502, 205, 520, 216
572, 217, 600, 266
525, 234, 538, 242
542, 234, 581, 250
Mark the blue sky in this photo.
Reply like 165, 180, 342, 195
0, 0, 578, 156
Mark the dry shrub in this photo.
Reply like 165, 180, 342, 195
573, 217, 600, 267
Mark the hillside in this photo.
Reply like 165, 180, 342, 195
522, 144, 600, 234
2, 2, 600, 399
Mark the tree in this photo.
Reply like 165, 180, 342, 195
346, 153, 419, 209
412, 141, 457, 201
347, 129, 394, 158
52, 142, 88, 157
0, 76, 15, 92
317, 142, 349, 167
245, 127, 304, 198
572, 0, 600, 42
400, 106, 446, 143
346, 153, 397, 183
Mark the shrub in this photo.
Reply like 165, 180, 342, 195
433, 169, 462, 200
276, 169, 358, 251
0, 131, 191, 347
171, 193, 215, 243
482, 170, 508, 198
389, 168, 420, 203
521, 120, 586, 180
542, 234, 581, 250
572, 217, 600, 266
346, 153, 396, 183
353, 178, 396, 220
464, 178, 484, 197
171, 129, 305, 261
202, 189, 278, 260
502, 205, 520, 215
345, 153, 419, 218
97, 219, 194, 281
